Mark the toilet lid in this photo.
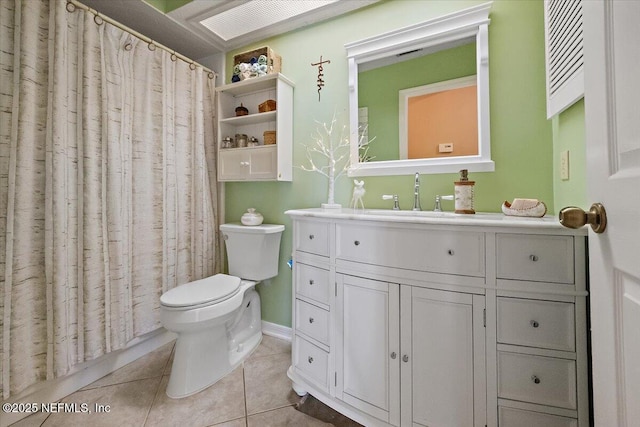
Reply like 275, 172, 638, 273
160, 274, 241, 308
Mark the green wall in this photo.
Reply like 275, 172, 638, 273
224, 0, 558, 327
143, 0, 191, 14
553, 100, 586, 211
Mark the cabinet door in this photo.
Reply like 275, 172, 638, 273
336, 274, 400, 426
218, 146, 277, 181
247, 146, 277, 180
401, 286, 486, 427
218, 150, 247, 181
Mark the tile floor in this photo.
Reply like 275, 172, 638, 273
12, 335, 339, 427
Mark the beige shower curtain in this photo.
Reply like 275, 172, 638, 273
0, 0, 220, 399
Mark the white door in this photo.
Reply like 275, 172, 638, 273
335, 274, 400, 426
581, 1, 640, 425
400, 286, 486, 427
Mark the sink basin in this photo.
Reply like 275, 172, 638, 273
363, 209, 460, 218
360, 209, 510, 221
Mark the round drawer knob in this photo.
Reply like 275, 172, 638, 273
531, 375, 541, 384
308, 356, 314, 364
309, 234, 315, 240
447, 249, 455, 256
391, 352, 397, 359
354, 240, 360, 246
529, 254, 539, 262
530, 320, 540, 328
309, 279, 314, 285
309, 317, 314, 323
402, 354, 409, 363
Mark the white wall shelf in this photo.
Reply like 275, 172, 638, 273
216, 73, 294, 181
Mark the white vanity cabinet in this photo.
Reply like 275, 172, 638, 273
291, 219, 332, 394
336, 277, 485, 427
335, 275, 400, 425
216, 74, 293, 181
400, 285, 485, 427
334, 226, 486, 427
495, 233, 589, 427
285, 209, 589, 427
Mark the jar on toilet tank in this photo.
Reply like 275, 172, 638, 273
241, 208, 264, 226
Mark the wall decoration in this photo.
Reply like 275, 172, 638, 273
311, 55, 331, 101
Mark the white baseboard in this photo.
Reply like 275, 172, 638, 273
261, 320, 292, 342
1, 328, 176, 427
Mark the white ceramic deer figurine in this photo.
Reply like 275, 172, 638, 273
351, 179, 365, 210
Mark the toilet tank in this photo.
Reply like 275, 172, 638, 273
220, 223, 285, 281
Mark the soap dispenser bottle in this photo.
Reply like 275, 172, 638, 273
454, 169, 475, 214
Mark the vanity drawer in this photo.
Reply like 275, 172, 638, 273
294, 336, 329, 392
496, 234, 574, 284
296, 263, 331, 306
497, 297, 575, 352
498, 406, 577, 427
295, 221, 330, 256
498, 351, 576, 410
295, 299, 330, 345
336, 224, 485, 277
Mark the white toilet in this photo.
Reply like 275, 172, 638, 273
160, 223, 284, 398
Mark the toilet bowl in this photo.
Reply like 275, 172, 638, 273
160, 223, 284, 398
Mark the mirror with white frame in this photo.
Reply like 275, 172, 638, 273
345, 2, 493, 176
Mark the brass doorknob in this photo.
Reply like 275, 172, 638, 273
559, 203, 607, 233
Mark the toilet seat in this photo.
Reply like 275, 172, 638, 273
160, 274, 241, 309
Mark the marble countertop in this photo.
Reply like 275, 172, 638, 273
285, 208, 588, 234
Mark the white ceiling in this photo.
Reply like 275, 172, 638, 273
79, 0, 378, 61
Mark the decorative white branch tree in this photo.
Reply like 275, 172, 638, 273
299, 111, 351, 208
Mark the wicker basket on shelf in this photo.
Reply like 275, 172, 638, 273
263, 131, 276, 145
234, 47, 282, 75
259, 99, 276, 113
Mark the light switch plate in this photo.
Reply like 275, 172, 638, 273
560, 150, 570, 180
439, 143, 454, 153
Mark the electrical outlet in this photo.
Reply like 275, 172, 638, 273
560, 150, 570, 180
439, 143, 454, 153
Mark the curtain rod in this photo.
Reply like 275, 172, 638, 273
66, 0, 217, 79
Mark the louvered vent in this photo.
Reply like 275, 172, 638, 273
545, 0, 584, 118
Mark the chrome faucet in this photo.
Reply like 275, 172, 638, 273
412, 172, 421, 211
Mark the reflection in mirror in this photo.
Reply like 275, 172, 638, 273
400, 75, 477, 160
358, 43, 477, 162
345, 2, 493, 176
